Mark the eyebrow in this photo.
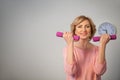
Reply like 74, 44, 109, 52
77, 24, 90, 26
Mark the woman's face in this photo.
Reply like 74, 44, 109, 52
75, 20, 91, 40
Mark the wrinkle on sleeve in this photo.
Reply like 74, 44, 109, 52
63, 47, 77, 75
93, 46, 107, 75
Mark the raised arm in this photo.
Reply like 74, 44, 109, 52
93, 34, 110, 75
63, 32, 75, 64
98, 34, 110, 63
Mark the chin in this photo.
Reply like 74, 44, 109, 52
80, 36, 89, 40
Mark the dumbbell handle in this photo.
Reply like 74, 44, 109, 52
56, 32, 80, 41
93, 35, 117, 42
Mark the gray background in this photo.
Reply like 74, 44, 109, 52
0, 0, 120, 80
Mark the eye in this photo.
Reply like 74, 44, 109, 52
86, 25, 90, 28
77, 25, 82, 28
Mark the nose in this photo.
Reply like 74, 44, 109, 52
82, 27, 86, 31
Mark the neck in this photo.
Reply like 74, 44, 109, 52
74, 39, 90, 49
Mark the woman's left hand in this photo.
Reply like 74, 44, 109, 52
99, 34, 111, 46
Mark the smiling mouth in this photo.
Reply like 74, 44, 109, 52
81, 33, 88, 35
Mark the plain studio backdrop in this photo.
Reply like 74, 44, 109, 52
0, 0, 120, 80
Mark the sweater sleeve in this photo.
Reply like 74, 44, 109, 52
63, 47, 77, 75
93, 46, 107, 75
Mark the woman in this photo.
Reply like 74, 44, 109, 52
63, 15, 110, 80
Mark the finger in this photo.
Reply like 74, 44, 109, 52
63, 32, 67, 37
106, 34, 110, 40
108, 34, 111, 39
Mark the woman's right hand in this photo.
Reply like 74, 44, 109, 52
63, 32, 74, 45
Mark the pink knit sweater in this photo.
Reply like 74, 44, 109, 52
63, 46, 106, 80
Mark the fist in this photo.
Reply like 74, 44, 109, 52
63, 32, 74, 45
100, 34, 111, 45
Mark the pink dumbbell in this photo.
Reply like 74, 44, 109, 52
56, 32, 117, 42
56, 32, 80, 41
93, 35, 117, 42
